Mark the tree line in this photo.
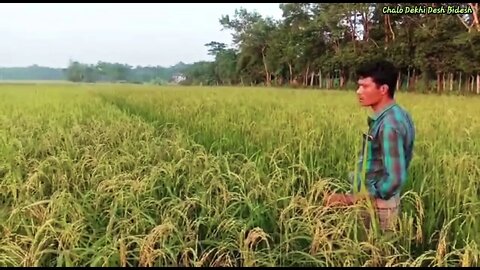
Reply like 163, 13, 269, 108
0, 62, 186, 85
182, 3, 480, 95
0, 65, 64, 81
65, 61, 187, 84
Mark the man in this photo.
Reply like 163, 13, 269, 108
324, 59, 415, 231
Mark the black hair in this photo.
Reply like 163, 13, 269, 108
356, 59, 398, 98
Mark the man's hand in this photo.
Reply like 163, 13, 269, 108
324, 193, 354, 207
324, 193, 373, 207
353, 193, 371, 203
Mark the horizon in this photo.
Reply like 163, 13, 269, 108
0, 62, 191, 70
0, 3, 283, 69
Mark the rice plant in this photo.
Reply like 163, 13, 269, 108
0, 84, 479, 266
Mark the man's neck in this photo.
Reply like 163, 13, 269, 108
371, 98, 395, 114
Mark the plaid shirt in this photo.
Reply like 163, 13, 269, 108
352, 103, 415, 200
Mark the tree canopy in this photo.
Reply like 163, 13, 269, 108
183, 3, 480, 95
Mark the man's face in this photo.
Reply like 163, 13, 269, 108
356, 77, 386, 107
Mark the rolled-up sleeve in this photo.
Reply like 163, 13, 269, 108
374, 124, 407, 200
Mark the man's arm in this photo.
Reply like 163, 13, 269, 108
374, 124, 407, 200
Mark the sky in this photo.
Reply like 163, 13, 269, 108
0, 3, 283, 68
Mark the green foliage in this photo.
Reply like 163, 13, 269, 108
0, 65, 65, 81
183, 3, 480, 94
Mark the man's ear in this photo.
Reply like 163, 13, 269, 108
380, 84, 389, 96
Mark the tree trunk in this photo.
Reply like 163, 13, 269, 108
409, 68, 416, 92
477, 73, 480, 94
471, 75, 475, 93
458, 72, 462, 93
406, 68, 410, 90
468, 75, 471, 94
340, 69, 346, 88
362, 11, 369, 41
436, 72, 441, 94
333, 72, 336, 89
327, 72, 331, 89
414, 70, 418, 91
310, 72, 315, 87
457, 4, 478, 33
396, 71, 401, 91
288, 63, 293, 85
467, 75, 470, 93
261, 47, 270, 86
384, 14, 389, 46
319, 70, 323, 89
424, 73, 431, 93
349, 10, 356, 52
387, 14, 395, 41
442, 72, 446, 93
465, 74, 470, 94
305, 65, 310, 86
464, 75, 470, 93
470, 3, 479, 32
449, 73, 454, 92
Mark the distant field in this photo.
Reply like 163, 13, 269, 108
0, 84, 479, 266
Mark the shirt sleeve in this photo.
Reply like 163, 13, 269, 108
374, 124, 407, 200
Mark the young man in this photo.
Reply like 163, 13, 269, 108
324, 60, 415, 231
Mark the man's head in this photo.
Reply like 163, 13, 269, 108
355, 60, 398, 108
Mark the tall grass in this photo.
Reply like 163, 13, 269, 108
0, 84, 479, 266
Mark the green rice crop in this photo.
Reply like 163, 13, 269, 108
0, 84, 479, 266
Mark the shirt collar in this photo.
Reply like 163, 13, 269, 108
367, 102, 397, 127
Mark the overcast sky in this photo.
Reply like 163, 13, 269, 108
0, 3, 282, 68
